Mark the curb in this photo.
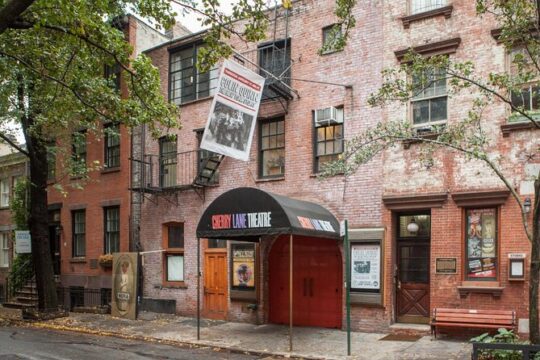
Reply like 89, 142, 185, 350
6, 319, 332, 360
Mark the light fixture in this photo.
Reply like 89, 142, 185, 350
524, 198, 531, 214
407, 217, 419, 234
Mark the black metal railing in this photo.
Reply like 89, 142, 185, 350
472, 342, 540, 360
57, 287, 111, 312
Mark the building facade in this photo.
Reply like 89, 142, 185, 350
0, 144, 28, 304
46, 15, 171, 308
133, 0, 538, 334
136, 0, 387, 331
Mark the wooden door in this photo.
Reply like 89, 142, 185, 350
396, 243, 430, 323
269, 236, 342, 329
204, 250, 228, 320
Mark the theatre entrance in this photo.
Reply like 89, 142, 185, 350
269, 236, 342, 329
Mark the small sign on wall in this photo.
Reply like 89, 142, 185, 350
508, 253, 526, 281
435, 258, 457, 274
15, 230, 31, 254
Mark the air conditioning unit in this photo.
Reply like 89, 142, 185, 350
314, 107, 342, 127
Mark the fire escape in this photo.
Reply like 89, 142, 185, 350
131, 4, 297, 203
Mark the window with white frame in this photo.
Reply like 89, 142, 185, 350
411, 68, 447, 127
314, 107, 344, 173
509, 48, 540, 121
163, 223, 184, 284
411, 0, 447, 15
0, 179, 9, 207
0, 233, 9, 268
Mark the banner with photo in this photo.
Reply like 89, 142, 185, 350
200, 59, 266, 161
351, 244, 381, 291
466, 208, 497, 279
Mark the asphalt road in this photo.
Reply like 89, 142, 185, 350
0, 326, 276, 360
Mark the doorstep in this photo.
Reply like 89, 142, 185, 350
389, 323, 431, 336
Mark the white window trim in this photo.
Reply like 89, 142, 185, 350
0, 179, 9, 208
0, 233, 9, 268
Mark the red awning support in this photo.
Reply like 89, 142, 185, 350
289, 234, 293, 352
197, 237, 201, 341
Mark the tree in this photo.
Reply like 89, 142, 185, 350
321, 0, 540, 342
0, 0, 181, 312
0, 0, 358, 313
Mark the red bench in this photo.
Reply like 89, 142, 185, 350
431, 308, 516, 339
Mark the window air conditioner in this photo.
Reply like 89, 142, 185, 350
314, 107, 342, 127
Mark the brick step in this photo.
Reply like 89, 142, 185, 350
14, 296, 38, 304
2, 302, 36, 310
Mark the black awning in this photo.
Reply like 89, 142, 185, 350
196, 187, 340, 240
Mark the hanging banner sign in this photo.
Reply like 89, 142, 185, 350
200, 59, 266, 161
351, 244, 381, 291
15, 230, 31, 254
111, 252, 139, 320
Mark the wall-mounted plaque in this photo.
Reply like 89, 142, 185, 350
436, 258, 457, 274
351, 244, 381, 291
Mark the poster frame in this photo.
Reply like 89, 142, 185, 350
229, 241, 258, 301
350, 242, 382, 294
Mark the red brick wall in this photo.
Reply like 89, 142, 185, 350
139, 0, 386, 330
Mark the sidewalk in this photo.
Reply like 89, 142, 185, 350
3, 311, 471, 360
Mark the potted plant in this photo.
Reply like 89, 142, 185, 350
98, 254, 113, 268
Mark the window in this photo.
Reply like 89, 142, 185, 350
104, 206, 120, 254
0, 179, 9, 207
72, 131, 87, 175
259, 118, 285, 178
47, 143, 56, 181
163, 223, 184, 284
465, 208, 497, 281
411, 0, 447, 14
72, 210, 86, 257
104, 124, 120, 168
169, 44, 217, 104
259, 39, 291, 99
208, 239, 227, 248
314, 108, 344, 173
322, 25, 342, 53
159, 136, 177, 188
104, 63, 121, 91
509, 48, 540, 121
0, 233, 9, 268
411, 68, 447, 127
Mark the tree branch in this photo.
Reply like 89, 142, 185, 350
0, 0, 35, 35
0, 132, 28, 156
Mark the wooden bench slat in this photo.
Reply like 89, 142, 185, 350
434, 322, 513, 329
434, 308, 514, 316
435, 313, 514, 320
434, 317, 514, 325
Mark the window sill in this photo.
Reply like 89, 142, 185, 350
501, 120, 540, 137
403, 131, 442, 149
176, 95, 213, 107
320, 49, 343, 56
70, 257, 87, 264
457, 282, 504, 298
0, 206, 9, 210
309, 172, 344, 178
101, 167, 121, 174
401, 5, 453, 29
255, 176, 285, 183
161, 283, 187, 289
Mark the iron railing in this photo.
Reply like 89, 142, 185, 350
57, 287, 111, 312
134, 150, 199, 190
472, 342, 540, 360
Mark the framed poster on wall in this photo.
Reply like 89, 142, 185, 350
230, 243, 256, 291
351, 243, 381, 292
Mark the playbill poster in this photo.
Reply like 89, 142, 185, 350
200, 59, 266, 161
231, 243, 256, 290
351, 244, 381, 291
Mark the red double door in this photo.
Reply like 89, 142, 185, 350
269, 236, 342, 329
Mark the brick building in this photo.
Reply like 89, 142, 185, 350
0, 143, 28, 303
46, 15, 172, 308
133, 0, 538, 334
135, 0, 386, 330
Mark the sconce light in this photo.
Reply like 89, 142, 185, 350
524, 198, 531, 214
407, 217, 419, 234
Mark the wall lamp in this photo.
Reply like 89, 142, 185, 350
524, 198, 531, 214
407, 217, 419, 234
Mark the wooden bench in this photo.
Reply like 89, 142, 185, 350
431, 308, 516, 339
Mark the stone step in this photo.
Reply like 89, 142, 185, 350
389, 323, 431, 336
15, 290, 37, 297
14, 296, 38, 304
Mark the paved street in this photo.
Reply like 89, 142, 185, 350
0, 326, 274, 360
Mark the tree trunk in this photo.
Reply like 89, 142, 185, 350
530, 171, 540, 343
26, 136, 58, 311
